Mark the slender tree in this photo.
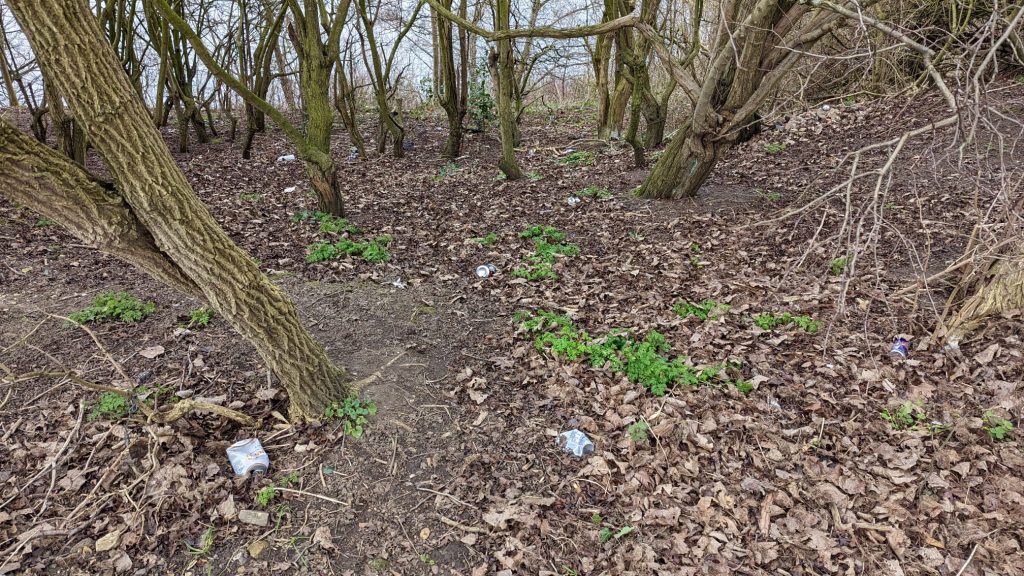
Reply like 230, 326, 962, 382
154, 0, 349, 216
4, 0, 352, 423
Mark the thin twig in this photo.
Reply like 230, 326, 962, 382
437, 514, 490, 534
274, 487, 350, 507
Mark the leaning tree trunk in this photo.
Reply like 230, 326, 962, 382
9, 0, 350, 422
944, 242, 1024, 345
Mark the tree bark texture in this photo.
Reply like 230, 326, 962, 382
494, 0, 522, 180
9, 0, 351, 422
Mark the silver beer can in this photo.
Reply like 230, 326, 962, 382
567, 196, 582, 206
226, 438, 270, 476
556, 429, 594, 457
475, 263, 497, 278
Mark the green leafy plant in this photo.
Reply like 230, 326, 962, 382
185, 526, 215, 557
689, 242, 704, 268
983, 411, 1014, 440
255, 472, 300, 507
673, 299, 730, 321
512, 225, 578, 281
578, 185, 612, 199
317, 216, 361, 236
764, 142, 786, 154
432, 161, 459, 182
87, 392, 129, 421
306, 235, 392, 263
518, 311, 740, 397
526, 171, 544, 182
468, 59, 496, 130
599, 525, 635, 544
419, 554, 436, 566
189, 307, 214, 327
239, 192, 262, 202
324, 395, 378, 438
732, 379, 754, 395
69, 292, 156, 324
628, 420, 649, 442
881, 401, 927, 431
590, 513, 603, 525
754, 312, 820, 333
1015, 74, 1024, 85
34, 217, 54, 227
556, 150, 595, 166
755, 189, 781, 202
471, 232, 498, 245
628, 230, 645, 241
828, 256, 849, 276
368, 558, 390, 572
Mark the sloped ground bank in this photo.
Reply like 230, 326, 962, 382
1, 87, 1023, 575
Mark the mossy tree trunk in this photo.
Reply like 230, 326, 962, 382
436, 0, 468, 158
7, 0, 351, 423
494, 0, 523, 180
592, 0, 614, 141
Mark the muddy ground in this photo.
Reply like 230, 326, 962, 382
1, 85, 1023, 576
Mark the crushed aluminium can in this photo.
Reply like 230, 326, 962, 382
889, 337, 909, 358
475, 263, 497, 278
226, 438, 270, 476
277, 154, 296, 162
556, 429, 594, 457
567, 196, 582, 207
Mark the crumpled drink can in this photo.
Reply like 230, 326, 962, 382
475, 263, 497, 278
556, 429, 594, 457
226, 438, 270, 476
567, 196, 582, 206
889, 337, 909, 358
277, 154, 296, 162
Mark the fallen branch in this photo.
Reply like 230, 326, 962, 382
438, 514, 490, 534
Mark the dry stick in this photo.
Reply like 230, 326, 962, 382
46, 313, 135, 385
0, 402, 84, 511
954, 543, 980, 576
274, 487, 349, 507
416, 485, 475, 508
819, 0, 956, 109
437, 514, 490, 534
0, 317, 48, 356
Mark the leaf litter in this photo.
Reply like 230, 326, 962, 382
0, 91, 1023, 574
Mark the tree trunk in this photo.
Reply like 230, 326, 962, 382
944, 242, 1024, 345
334, 65, 367, 158
636, 127, 724, 198
9, 0, 350, 423
46, 75, 87, 165
493, 0, 522, 180
274, 43, 297, 110
436, 0, 464, 158
0, 28, 19, 107
636, 0, 833, 199
293, 3, 346, 213
1, 119, 199, 297
593, 0, 614, 140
